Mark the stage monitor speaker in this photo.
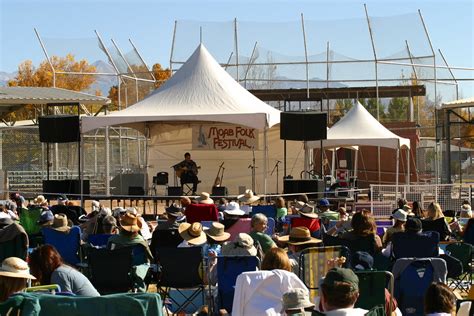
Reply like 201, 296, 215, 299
167, 186, 183, 196
110, 173, 145, 195
283, 179, 325, 199
280, 112, 327, 141
42, 180, 90, 199
128, 186, 145, 196
212, 186, 228, 196
38, 115, 80, 143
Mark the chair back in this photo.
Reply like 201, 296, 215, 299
217, 255, 260, 313
355, 270, 394, 312
421, 218, 450, 241
88, 234, 113, 248
19, 207, 42, 235
88, 246, 134, 294
290, 217, 320, 232
298, 245, 350, 300
185, 204, 218, 224
0, 223, 28, 262
41, 226, 81, 265
463, 218, 474, 245
393, 257, 447, 316
150, 229, 183, 257
156, 247, 204, 288
265, 217, 275, 235
250, 205, 277, 219
446, 242, 472, 271
391, 231, 439, 260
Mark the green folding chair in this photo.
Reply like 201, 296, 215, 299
446, 242, 473, 293
355, 270, 394, 314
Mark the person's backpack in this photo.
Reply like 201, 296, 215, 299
395, 260, 435, 316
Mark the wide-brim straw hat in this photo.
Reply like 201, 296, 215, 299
34, 195, 47, 206
237, 189, 260, 204
51, 213, 70, 232
278, 226, 322, 245
178, 222, 207, 245
0, 257, 36, 280
295, 202, 318, 219
224, 201, 245, 216
205, 222, 230, 241
197, 192, 214, 205
119, 212, 142, 233
221, 233, 257, 256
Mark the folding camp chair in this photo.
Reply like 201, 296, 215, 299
446, 242, 473, 292
87, 246, 134, 294
156, 247, 205, 315
355, 270, 394, 314
250, 205, 277, 219
150, 229, 183, 258
391, 231, 439, 260
216, 255, 260, 313
0, 222, 28, 262
265, 217, 275, 235
87, 234, 113, 248
19, 207, 42, 235
41, 226, 81, 266
393, 257, 447, 316
185, 204, 219, 223
298, 245, 351, 300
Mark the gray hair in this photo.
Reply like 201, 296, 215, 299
251, 213, 268, 228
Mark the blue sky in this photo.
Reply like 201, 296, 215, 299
1, 0, 473, 96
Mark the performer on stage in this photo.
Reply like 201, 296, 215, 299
175, 152, 200, 195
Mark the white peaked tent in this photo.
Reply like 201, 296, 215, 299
81, 43, 281, 133
308, 101, 411, 188
81, 43, 282, 195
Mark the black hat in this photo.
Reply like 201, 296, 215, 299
406, 217, 422, 232
165, 203, 184, 217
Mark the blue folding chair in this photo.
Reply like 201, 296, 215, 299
88, 234, 113, 248
265, 217, 275, 235
250, 205, 277, 219
216, 255, 260, 313
41, 226, 81, 266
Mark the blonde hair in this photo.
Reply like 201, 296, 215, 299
427, 202, 444, 220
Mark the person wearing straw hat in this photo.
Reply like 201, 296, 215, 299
43, 213, 71, 234
204, 222, 231, 285
178, 222, 207, 247
281, 288, 315, 316
238, 189, 261, 214
107, 212, 153, 263
278, 226, 322, 274
0, 257, 36, 302
197, 192, 214, 205
221, 233, 258, 256
156, 203, 184, 231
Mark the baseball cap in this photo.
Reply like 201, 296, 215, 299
323, 268, 359, 291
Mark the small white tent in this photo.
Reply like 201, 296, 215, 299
308, 101, 411, 187
81, 44, 280, 133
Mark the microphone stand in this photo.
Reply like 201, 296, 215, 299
249, 147, 257, 192
271, 160, 281, 194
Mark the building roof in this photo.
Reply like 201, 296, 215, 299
442, 98, 474, 110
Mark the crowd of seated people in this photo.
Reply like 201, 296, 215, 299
0, 191, 471, 316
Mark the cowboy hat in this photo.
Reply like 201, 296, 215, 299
51, 214, 70, 232
197, 192, 214, 205
119, 212, 142, 233
0, 257, 36, 280
221, 233, 257, 256
178, 222, 207, 245
224, 201, 245, 216
237, 189, 260, 204
204, 222, 230, 242
34, 195, 47, 206
295, 201, 318, 219
166, 203, 184, 217
278, 227, 322, 245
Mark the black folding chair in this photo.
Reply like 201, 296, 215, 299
156, 247, 205, 315
150, 229, 183, 257
88, 246, 134, 294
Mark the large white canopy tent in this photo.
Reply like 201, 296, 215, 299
308, 101, 411, 188
81, 44, 286, 195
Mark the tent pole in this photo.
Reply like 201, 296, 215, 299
354, 148, 359, 180
406, 148, 410, 185
396, 148, 400, 199
263, 126, 268, 198
331, 149, 336, 179
105, 126, 110, 197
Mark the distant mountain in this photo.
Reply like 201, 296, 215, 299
0, 71, 16, 86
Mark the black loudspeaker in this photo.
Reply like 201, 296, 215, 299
167, 186, 183, 196
283, 179, 325, 199
128, 186, 145, 196
38, 115, 80, 143
212, 186, 228, 196
110, 173, 145, 195
280, 112, 327, 141
43, 180, 90, 198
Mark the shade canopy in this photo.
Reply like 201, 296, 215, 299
81, 44, 281, 133
308, 101, 410, 150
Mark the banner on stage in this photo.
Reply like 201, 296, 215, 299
192, 124, 259, 150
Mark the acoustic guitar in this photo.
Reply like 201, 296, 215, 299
175, 165, 201, 178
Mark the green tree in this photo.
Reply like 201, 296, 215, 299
386, 97, 409, 122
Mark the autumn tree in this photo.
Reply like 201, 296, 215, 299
6, 54, 97, 121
